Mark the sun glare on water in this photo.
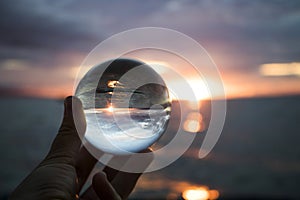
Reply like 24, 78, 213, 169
183, 112, 205, 133
182, 187, 219, 200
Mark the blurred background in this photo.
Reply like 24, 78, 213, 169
0, 0, 300, 199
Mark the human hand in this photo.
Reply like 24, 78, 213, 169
10, 96, 152, 200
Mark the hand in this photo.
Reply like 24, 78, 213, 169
10, 96, 152, 200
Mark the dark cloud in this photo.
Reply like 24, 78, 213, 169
0, 0, 300, 71
0, 0, 299, 98
139, 0, 300, 70
0, 1, 97, 47
0, 0, 166, 68
0, 0, 101, 67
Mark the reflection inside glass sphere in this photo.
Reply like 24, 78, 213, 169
75, 58, 171, 154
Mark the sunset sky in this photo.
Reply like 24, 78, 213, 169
0, 0, 300, 99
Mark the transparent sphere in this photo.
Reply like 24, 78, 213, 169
75, 59, 171, 154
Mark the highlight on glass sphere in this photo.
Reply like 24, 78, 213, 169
75, 58, 171, 155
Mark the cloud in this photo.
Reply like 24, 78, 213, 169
0, 0, 101, 68
1, 0, 300, 69
137, 0, 300, 70
0, 0, 300, 97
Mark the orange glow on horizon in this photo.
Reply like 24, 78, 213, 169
260, 62, 300, 77
8, 86, 73, 99
2, 60, 300, 100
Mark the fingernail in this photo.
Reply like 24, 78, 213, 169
64, 96, 73, 117
101, 172, 107, 179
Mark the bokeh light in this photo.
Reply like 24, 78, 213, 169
183, 112, 205, 133
182, 187, 219, 200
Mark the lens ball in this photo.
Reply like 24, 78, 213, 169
75, 58, 171, 154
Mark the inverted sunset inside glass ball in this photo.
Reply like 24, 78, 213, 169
75, 58, 171, 154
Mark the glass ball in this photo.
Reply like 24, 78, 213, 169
75, 58, 171, 154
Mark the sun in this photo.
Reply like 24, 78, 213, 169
167, 78, 210, 101
187, 79, 210, 101
107, 105, 114, 112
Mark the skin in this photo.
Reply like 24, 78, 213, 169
10, 96, 152, 200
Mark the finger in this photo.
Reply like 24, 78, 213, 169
103, 155, 131, 182
76, 146, 99, 190
103, 148, 152, 182
104, 149, 153, 199
81, 149, 153, 199
93, 172, 121, 200
78, 149, 128, 197
111, 171, 142, 200
43, 96, 86, 166
80, 186, 99, 200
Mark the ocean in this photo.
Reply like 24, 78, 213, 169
1, 96, 299, 199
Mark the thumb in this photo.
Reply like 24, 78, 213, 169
43, 96, 86, 166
